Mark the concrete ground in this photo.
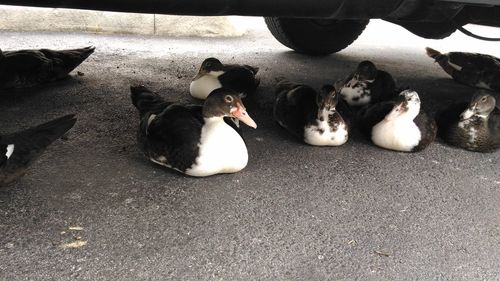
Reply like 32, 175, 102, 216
0, 20, 499, 281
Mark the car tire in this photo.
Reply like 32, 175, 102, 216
264, 17, 369, 55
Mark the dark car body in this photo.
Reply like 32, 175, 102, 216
0, 0, 498, 54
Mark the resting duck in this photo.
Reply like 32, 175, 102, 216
426, 47, 500, 92
1, 114, 76, 186
436, 92, 500, 152
358, 89, 437, 152
273, 78, 348, 146
189, 57, 260, 100
339, 60, 397, 107
0, 46, 95, 90
131, 85, 257, 177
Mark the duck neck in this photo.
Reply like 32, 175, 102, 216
474, 114, 489, 126
203, 116, 226, 126
207, 70, 224, 78
477, 113, 489, 120
317, 107, 335, 121
404, 103, 420, 121
461, 112, 488, 123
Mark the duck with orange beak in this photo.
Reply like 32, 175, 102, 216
131, 86, 257, 177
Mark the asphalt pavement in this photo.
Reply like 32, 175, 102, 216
0, 20, 499, 281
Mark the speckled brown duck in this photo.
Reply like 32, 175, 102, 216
436, 92, 500, 152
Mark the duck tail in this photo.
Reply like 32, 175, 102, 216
130, 85, 169, 116
14, 114, 77, 150
425, 47, 456, 76
69, 46, 96, 60
425, 47, 443, 60
426, 47, 450, 64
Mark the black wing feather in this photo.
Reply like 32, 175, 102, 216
0, 114, 76, 186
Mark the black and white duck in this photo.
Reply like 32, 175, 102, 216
189, 57, 260, 100
1, 114, 76, 186
0, 46, 95, 90
358, 89, 437, 152
131, 85, 257, 177
436, 92, 500, 152
426, 47, 500, 92
273, 78, 349, 146
339, 60, 397, 107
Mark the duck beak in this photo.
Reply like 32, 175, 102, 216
230, 102, 257, 129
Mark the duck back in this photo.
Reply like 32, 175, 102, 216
412, 112, 437, 152
274, 84, 318, 140
218, 66, 259, 93
489, 108, 500, 147
141, 104, 204, 173
0, 47, 94, 89
448, 52, 500, 71
436, 102, 468, 140
357, 101, 395, 138
370, 70, 397, 103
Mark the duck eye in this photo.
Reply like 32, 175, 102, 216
224, 95, 234, 103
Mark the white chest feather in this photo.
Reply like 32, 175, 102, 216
340, 82, 371, 106
371, 119, 421, 152
189, 71, 224, 99
5, 144, 15, 159
186, 118, 248, 177
304, 111, 348, 146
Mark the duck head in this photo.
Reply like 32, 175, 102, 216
460, 93, 496, 120
193, 57, 224, 80
316, 84, 338, 117
354, 60, 377, 82
203, 88, 257, 128
344, 61, 377, 89
385, 90, 421, 121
